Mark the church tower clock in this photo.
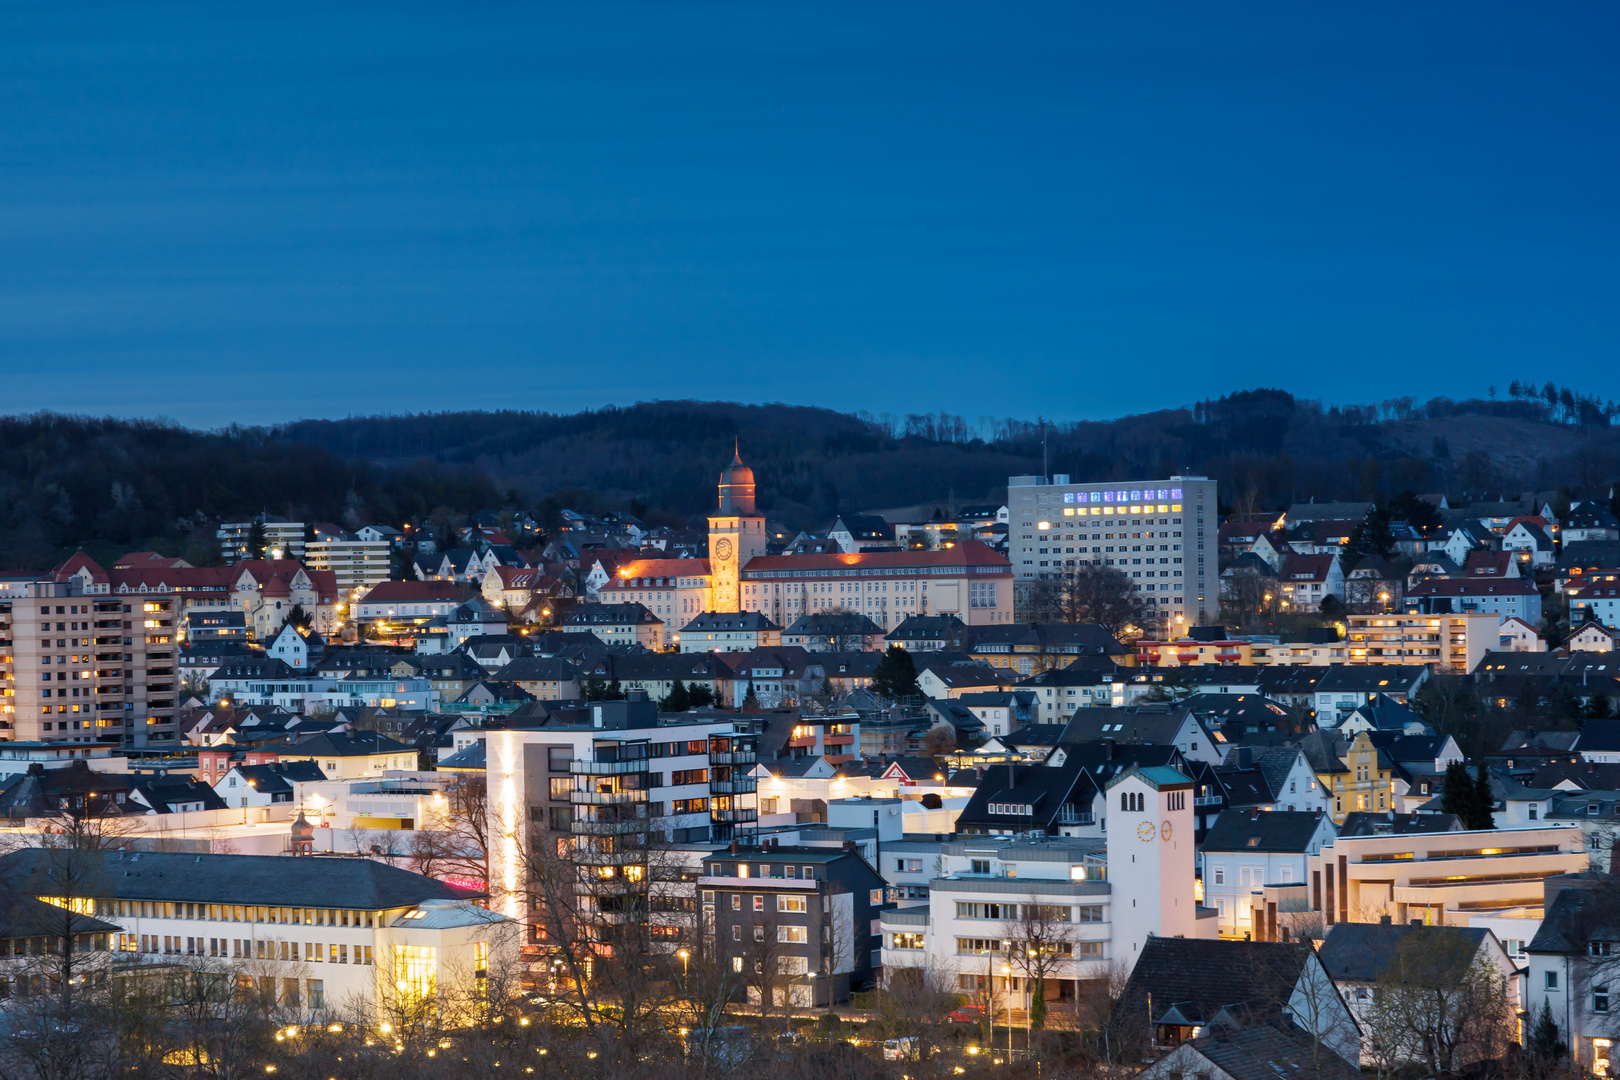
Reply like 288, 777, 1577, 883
708, 446, 768, 613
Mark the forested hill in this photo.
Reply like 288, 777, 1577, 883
3, 389, 1619, 570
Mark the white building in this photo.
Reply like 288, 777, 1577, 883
1201, 808, 1337, 937
1006, 474, 1218, 631
1, 848, 514, 1019
880, 764, 1210, 1011
304, 537, 392, 593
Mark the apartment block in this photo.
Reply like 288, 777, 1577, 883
1006, 474, 1217, 631
1, 579, 180, 747
303, 538, 392, 594
217, 517, 307, 563
484, 696, 760, 943
1346, 612, 1501, 673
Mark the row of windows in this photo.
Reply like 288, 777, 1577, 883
108, 900, 379, 928
954, 903, 1100, 923
126, 935, 372, 965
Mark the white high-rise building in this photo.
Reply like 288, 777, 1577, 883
1006, 474, 1217, 630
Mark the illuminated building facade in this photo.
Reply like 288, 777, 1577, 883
1006, 473, 1218, 632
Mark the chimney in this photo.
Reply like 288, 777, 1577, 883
1102, 738, 1115, 761
729, 840, 739, 855
1237, 746, 1252, 770
1380, 915, 1392, 925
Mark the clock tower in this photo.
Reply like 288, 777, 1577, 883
708, 446, 768, 613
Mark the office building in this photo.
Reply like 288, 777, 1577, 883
1006, 474, 1218, 631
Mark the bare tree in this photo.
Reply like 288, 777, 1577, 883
1001, 897, 1080, 1033
1358, 930, 1515, 1077
1024, 566, 1150, 640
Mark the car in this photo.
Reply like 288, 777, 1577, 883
883, 1038, 919, 1060
948, 1005, 986, 1024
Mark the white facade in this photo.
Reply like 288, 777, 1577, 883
1006, 474, 1218, 629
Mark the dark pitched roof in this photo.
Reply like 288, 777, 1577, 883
261, 731, 411, 758
1183, 1023, 1363, 1080
1058, 705, 1199, 747
1110, 937, 1316, 1037
1527, 883, 1620, 955
233, 760, 327, 795
0, 849, 484, 908
954, 759, 1094, 832
1214, 767, 1275, 807
1580, 719, 1620, 754
1202, 809, 1328, 853
1337, 811, 1463, 837
1318, 922, 1490, 983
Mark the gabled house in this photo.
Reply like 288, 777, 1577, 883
1201, 808, 1336, 937
1504, 519, 1555, 568
1563, 503, 1620, 544
1318, 920, 1518, 1069
952, 758, 1098, 836
781, 611, 886, 652
1275, 554, 1343, 614
1107, 937, 1361, 1067
1500, 615, 1547, 652
884, 613, 970, 652
828, 514, 895, 553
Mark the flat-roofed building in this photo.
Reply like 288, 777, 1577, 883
1006, 474, 1217, 632
1307, 824, 1587, 929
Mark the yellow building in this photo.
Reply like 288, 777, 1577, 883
1346, 612, 1499, 673
1323, 731, 1395, 824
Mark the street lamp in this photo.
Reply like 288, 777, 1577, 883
1001, 962, 1013, 1061
677, 948, 689, 978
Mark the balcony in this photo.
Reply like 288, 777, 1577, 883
571, 817, 652, 836
710, 779, 757, 795
569, 758, 649, 775
571, 848, 649, 867
570, 789, 648, 806
1193, 796, 1222, 807
709, 750, 756, 766
711, 807, 758, 824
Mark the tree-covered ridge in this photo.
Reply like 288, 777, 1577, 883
3, 387, 1619, 570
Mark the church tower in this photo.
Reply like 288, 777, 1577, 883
708, 446, 768, 613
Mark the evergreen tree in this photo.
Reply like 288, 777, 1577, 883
583, 676, 606, 701
688, 683, 715, 709
1471, 761, 1496, 830
604, 678, 626, 701
871, 645, 918, 700
1529, 1000, 1564, 1061
1440, 760, 1472, 821
662, 679, 691, 713
245, 518, 267, 561
742, 681, 760, 710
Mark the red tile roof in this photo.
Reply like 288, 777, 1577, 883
360, 580, 469, 604
741, 540, 1009, 575
604, 559, 712, 585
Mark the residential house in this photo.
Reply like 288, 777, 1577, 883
1405, 578, 1542, 623
679, 610, 782, 653
1501, 616, 1548, 652
698, 843, 890, 1006
1504, 519, 1555, 569
1318, 920, 1519, 1069
1275, 554, 1344, 614
781, 612, 886, 652
884, 613, 970, 652
828, 513, 896, 553
1106, 937, 1360, 1067
1563, 504, 1620, 544
563, 602, 664, 650
1202, 809, 1337, 937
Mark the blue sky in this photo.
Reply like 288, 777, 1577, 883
1, 2, 1616, 425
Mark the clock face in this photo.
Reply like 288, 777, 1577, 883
1136, 821, 1157, 843
1160, 820, 1173, 841
714, 538, 734, 560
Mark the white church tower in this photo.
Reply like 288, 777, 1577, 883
1105, 765, 1200, 973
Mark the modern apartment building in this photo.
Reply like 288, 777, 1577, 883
303, 537, 392, 594
217, 517, 307, 563
1345, 612, 1501, 673
484, 695, 761, 944
1006, 474, 1218, 631
1, 577, 180, 747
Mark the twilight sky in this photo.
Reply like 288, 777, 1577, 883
1, 2, 1616, 426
